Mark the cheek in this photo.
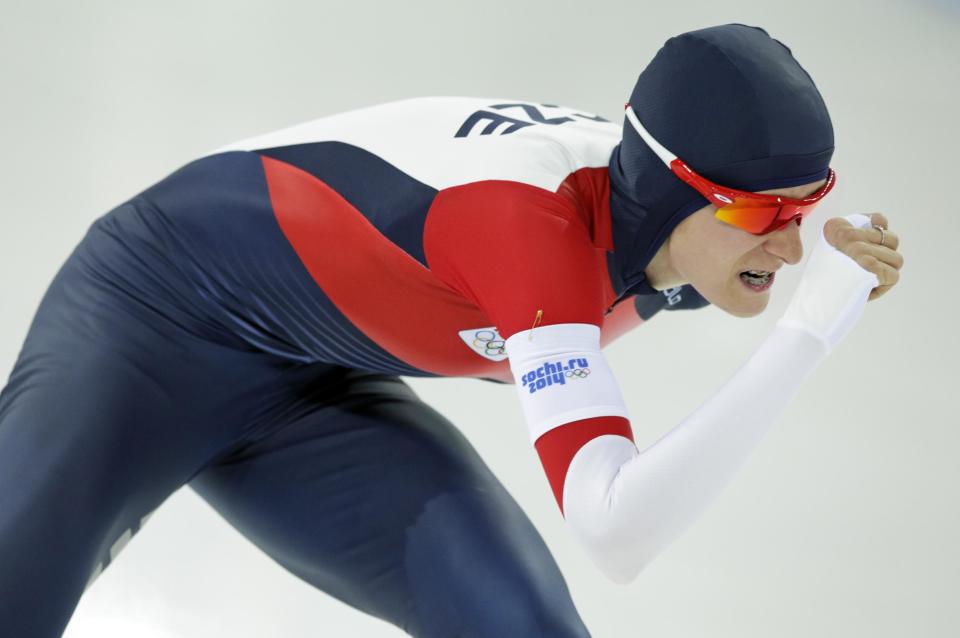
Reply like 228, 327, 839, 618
681, 235, 746, 285
679, 232, 760, 305
671, 211, 760, 290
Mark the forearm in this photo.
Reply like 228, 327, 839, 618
506, 214, 878, 583
561, 321, 829, 582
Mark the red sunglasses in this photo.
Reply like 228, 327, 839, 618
624, 104, 836, 235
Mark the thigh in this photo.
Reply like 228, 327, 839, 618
188, 371, 591, 638
0, 215, 303, 636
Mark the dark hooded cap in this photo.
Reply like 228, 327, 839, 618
607, 23, 834, 298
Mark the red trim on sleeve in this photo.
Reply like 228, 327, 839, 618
424, 180, 607, 340
534, 415, 634, 516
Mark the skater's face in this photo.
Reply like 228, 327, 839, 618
645, 178, 828, 318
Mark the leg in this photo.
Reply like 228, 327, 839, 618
189, 371, 591, 637
0, 212, 312, 637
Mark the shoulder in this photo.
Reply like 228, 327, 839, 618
203, 97, 621, 193
426, 180, 590, 251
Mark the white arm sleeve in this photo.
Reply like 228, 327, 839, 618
559, 214, 881, 583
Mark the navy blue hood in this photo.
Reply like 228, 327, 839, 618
608, 23, 835, 298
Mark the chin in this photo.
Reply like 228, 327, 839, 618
730, 304, 767, 318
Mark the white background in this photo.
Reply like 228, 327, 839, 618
1, 0, 957, 636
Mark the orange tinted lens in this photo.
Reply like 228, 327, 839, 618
716, 200, 824, 234
714, 200, 782, 234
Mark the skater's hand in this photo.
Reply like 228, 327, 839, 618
823, 212, 903, 301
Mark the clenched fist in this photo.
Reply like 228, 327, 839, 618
823, 212, 903, 301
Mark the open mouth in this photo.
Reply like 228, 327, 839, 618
739, 269, 775, 291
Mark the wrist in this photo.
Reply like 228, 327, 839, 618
774, 317, 832, 357
768, 319, 832, 371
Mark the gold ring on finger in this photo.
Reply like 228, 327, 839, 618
871, 223, 886, 247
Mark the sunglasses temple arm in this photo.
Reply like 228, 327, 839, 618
624, 106, 677, 169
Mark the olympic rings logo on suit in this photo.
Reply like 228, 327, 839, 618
472, 329, 506, 356
457, 326, 509, 361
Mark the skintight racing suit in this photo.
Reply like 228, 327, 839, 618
0, 96, 877, 637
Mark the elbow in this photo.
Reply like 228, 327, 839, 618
562, 433, 656, 583
599, 557, 649, 585
566, 513, 657, 584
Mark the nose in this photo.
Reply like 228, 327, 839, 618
764, 218, 804, 265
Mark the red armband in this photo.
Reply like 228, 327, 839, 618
534, 415, 634, 515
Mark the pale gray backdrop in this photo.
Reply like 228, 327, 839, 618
1, 0, 956, 636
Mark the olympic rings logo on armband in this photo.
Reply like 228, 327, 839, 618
521, 357, 591, 394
